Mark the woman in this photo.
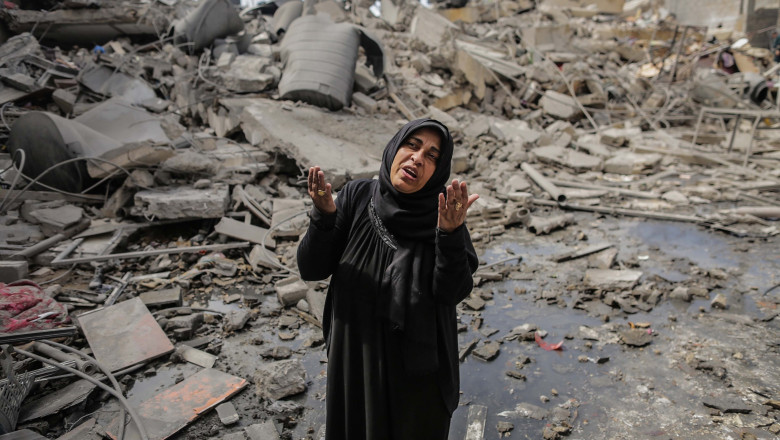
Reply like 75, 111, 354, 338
297, 118, 479, 439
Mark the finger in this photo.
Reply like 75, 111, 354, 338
308, 167, 315, 191
453, 180, 464, 202
438, 193, 446, 214
459, 181, 468, 201
466, 193, 479, 209
325, 183, 332, 196
447, 183, 455, 206
317, 170, 326, 189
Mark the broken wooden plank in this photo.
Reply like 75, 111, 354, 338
554, 243, 614, 262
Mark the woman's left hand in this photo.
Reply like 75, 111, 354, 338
438, 179, 479, 233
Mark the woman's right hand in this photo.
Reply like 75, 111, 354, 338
307, 166, 336, 215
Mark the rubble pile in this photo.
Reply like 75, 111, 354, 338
0, 0, 778, 439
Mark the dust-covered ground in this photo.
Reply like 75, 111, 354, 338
107, 212, 778, 440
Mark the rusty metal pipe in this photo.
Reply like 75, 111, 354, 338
32, 342, 98, 375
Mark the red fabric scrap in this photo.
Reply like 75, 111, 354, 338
535, 331, 563, 351
0, 280, 70, 333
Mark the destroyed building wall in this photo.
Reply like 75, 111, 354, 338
664, 0, 742, 29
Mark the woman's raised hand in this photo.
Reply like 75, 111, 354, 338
438, 179, 479, 233
308, 166, 337, 215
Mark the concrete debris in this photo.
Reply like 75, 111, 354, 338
131, 184, 230, 220
0, 1, 778, 439
254, 359, 307, 401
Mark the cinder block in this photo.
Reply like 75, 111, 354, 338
0, 260, 29, 283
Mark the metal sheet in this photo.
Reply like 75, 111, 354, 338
18, 379, 96, 422
106, 368, 247, 440
0, 429, 47, 440
78, 297, 174, 372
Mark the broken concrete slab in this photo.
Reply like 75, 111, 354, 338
215, 217, 275, 248
139, 287, 182, 308
254, 359, 307, 401
603, 152, 662, 174
619, 328, 653, 347
227, 98, 385, 189
131, 184, 230, 220
584, 269, 642, 290
18, 379, 96, 423
271, 199, 308, 239
221, 56, 275, 92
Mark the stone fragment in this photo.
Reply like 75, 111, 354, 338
710, 293, 728, 309
587, 248, 617, 269
472, 340, 500, 361
619, 328, 653, 347
584, 269, 642, 290
514, 402, 549, 420
463, 295, 486, 311
28, 204, 84, 236
216, 402, 239, 425
603, 152, 662, 174
351, 92, 377, 113
669, 286, 691, 302
132, 185, 229, 219
221, 56, 275, 92
245, 421, 280, 440
276, 277, 309, 307
662, 190, 689, 204
162, 151, 216, 175
497, 421, 514, 434
166, 313, 204, 334
260, 346, 292, 360
540, 91, 581, 120
254, 359, 307, 400
702, 397, 753, 414
224, 309, 251, 332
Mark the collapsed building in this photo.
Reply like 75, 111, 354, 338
0, 0, 778, 439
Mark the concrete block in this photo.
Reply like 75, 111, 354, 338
139, 287, 182, 308
216, 402, 240, 425
351, 92, 377, 113
540, 90, 581, 120
603, 152, 662, 174
276, 277, 308, 307
0, 260, 29, 283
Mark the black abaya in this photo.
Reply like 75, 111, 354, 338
297, 179, 478, 440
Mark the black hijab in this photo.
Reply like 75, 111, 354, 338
371, 118, 454, 375
372, 118, 454, 241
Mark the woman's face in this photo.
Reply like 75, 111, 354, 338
390, 127, 442, 194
